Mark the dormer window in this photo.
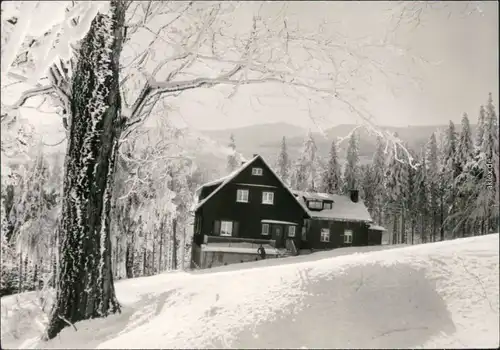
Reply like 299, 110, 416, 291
308, 200, 323, 209
252, 167, 263, 176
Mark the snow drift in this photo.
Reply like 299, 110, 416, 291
1, 234, 499, 349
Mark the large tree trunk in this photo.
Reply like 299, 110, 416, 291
46, 1, 126, 340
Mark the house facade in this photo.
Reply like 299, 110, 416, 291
294, 190, 383, 250
190, 155, 383, 268
191, 155, 310, 267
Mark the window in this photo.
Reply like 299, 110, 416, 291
220, 221, 233, 236
288, 225, 296, 237
236, 189, 249, 203
344, 229, 353, 244
252, 167, 263, 176
302, 226, 307, 241
323, 202, 332, 210
308, 200, 323, 209
262, 191, 274, 205
320, 228, 330, 242
262, 223, 270, 235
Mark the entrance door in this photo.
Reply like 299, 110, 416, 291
272, 225, 285, 248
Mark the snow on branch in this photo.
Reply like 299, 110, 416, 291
1, 1, 109, 84
118, 2, 428, 168
332, 94, 420, 169
4, 85, 55, 111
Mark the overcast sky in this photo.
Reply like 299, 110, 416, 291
10, 1, 499, 140
166, 1, 498, 131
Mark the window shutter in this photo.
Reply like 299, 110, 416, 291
233, 221, 239, 237
196, 215, 202, 234
213, 220, 221, 236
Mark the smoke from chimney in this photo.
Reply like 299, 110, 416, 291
350, 189, 359, 203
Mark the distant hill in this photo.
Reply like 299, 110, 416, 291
199, 122, 477, 165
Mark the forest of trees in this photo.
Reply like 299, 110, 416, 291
268, 93, 497, 245
0, 122, 209, 298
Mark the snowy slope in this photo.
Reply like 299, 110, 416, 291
1, 234, 499, 349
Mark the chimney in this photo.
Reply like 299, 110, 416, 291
240, 161, 245, 166
253, 153, 259, 158
350, 189, 359, 203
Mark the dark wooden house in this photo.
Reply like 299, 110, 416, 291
293, 190, 382, 250
191, 154, 310, 268
190, 155, 384, 268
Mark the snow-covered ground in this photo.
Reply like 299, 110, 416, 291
2, 234, 499, 349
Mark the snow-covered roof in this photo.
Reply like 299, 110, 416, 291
293, 191, 335, 201
195, 176, 229, 193
369, 224, 386, 231
293, 190, 373, 223
194, 156, 310, 216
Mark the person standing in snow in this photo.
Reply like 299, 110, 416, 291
257, 244, 266, 259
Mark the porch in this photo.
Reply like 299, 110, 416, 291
191, 235, 297, 269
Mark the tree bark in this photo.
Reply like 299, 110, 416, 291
173, 218, 178, 270
33, 262, 38, 290
392, 214, 398, 245
18, 252, 23, 293
152, 236, 156, 275
143, 233, 147, 276
125, 244, 133, 278
410, 214, 415, 245
439, 197, 444, 241
46, 1, 126, 340
159, 220, 164, 272
401, 205, 406, 244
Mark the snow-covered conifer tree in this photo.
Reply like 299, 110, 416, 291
441, 121, 459, 237
293, 131, 322, 191
383, 134, 407, 244
454, 113, 474, 236
371, 136, 386, 224
321, 140, 342, 194
415, 149, 429, 243
481, 93, 499, 232
406, 148, 418, 244
475, 105, 486, 150
458, 113, 474, 168
342, 131, 360, 194
426, 132, 440, 242
226, 134, 239, 173
360, 164, 375, 216
275, 136, 291, 185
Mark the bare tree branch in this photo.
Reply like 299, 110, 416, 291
5, 85, 55, 110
